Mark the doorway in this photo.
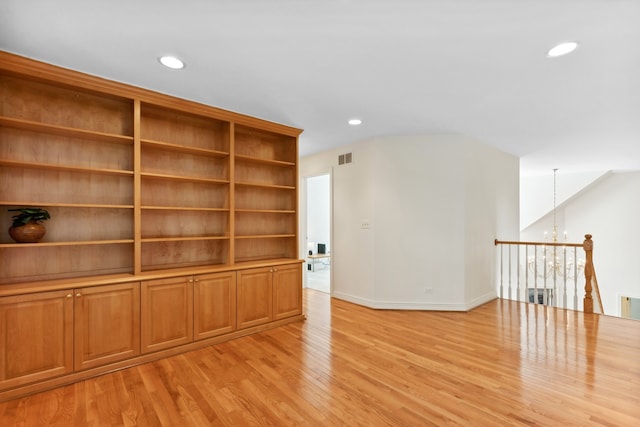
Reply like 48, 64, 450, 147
305, 173, 331, 293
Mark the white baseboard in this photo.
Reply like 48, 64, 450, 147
331, 290, 497, 311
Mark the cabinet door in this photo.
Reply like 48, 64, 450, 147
141, 277, 193, 354
236, 267, 273, 329
194, 272, 236, 340
74, 282, 140, 371
0, 290, 73, 390
273, 264, 302, 320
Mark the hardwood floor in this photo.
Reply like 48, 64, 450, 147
1, 289, 639, 426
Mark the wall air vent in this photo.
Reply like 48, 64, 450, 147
338, 152, 353, 165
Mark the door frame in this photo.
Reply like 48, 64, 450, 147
302, 170, 333, 294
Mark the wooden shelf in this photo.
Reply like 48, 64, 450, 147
141, 144, 229, 183
0, 202, 134, 209
140, 179, 228, 210
234, 255, 297, 263
234, 181, 296, 190
235, 186, 296, 211
0, 73, 134, 136
234, 124, 297, 164
141, 236, 229, 243
0, 239, 134, 248
141, 139, 228, 157
140, 103, 229, 153
141, 239, 229, 271
235, 209, 295, 214
235, 158, 295, 188
235, 234, 296, 239
0, 159, 134, 176
141, 206, 229, 212
0, 116, 134, 144
234, 154, 295, 167
140, 172, 229, 184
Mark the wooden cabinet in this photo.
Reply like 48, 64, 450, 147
237, 267, 274, 329
0, 263, 301, 399
141, 277, 194, 354
74, 282, 140, 371
237, 263, 302, 329
0, 51, 305, 401
273, 264, 303, 320
141, 272, 238, 352
0, 281, 141, 389
0, 290, 73, 390
194, 272, 237, 340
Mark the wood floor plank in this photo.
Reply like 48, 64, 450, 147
1, 289, 639, 426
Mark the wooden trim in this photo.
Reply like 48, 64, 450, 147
229, 122, 236, 264
294, 135, 300, 258
133, 100, 142, 275
0, 51, 303, 137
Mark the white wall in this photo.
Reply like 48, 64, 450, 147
371, 137, 466, 308
463, 139, 520, 306
521, 171, 640, 316
300, 135, 519, 310
520, 170, 609, 229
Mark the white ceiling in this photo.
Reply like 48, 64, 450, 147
2, 0, 639, 175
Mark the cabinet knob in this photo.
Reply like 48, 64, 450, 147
273, 268, 278, 272
188, 279, 193, 283
194, 279, 199, 283
76, 293, 82, 298
66, 294, 73, 298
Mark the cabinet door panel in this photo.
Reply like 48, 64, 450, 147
141, 277, 193, 353
0, 290, 73, 390
74, 282, 140, 371
237, 267, 273, 329
273, 264, 302, 320
194, 272, 236, 340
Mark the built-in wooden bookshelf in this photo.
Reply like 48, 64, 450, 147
234, 125, 298, 263
0, 51, 303, 401
0, 71, 136, 282
0, 54, 302, 281
139, 103, 232, 272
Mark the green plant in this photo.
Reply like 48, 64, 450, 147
9, 208, 51, 228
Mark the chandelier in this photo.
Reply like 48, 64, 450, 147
527, 168, 584, 280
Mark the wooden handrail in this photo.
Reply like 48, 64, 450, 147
494, 238, 582, 248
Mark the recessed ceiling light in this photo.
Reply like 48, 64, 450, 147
159, 55, 185, 69
546, 41, 579, 58
348, 119, 362, 126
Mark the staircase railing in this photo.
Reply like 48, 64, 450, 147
494, 234, 603, 314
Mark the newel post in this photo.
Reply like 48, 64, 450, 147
583, 234, 594, 314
